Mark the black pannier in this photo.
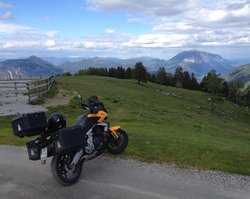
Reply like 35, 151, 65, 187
26, 137, 56, 161
26, 138, 41, 160
54, 126, 86, 153
12, 112, 48, 138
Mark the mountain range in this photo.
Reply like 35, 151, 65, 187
0, 50, 249, 84
55, 56, 167, 73
0, 56, 63, 79
56, 50, 235, 77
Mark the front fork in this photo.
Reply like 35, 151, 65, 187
97, 122, 121, 139
69, 149, 84, 168
109, 126, 121, 139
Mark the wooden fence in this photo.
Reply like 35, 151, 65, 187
0, 75, 51, 81
0, 76, 54, 102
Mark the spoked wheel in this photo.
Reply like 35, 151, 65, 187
107, 129, 128, 154
51, 151, 83, 186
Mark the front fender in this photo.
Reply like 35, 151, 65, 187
109, 126, 121, 139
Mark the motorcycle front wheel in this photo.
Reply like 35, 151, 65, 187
107, 129, 128, 154
51, 151, 83, 186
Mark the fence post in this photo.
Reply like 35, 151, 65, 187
27, 82, 30, 102
46, 79, 49, 91
35, 81, 39, 97
14, 82, 17, 98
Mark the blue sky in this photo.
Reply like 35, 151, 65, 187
0, 0, 250, 59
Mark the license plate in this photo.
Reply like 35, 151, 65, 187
41, 147, 47, 159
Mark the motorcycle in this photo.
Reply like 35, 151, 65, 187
11, 95, 128, 186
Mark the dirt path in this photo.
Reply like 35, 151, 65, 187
42, 89, 75, 108
0, 88, 73, 116
0, 94, 47, 116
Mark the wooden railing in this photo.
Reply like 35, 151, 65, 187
26, 76, 54, 102
0, 75, 51, 81
0, 76, 54, 102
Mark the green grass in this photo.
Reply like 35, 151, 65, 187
1, 76, 250, 175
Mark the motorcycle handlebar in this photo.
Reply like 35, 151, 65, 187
80, 103, 90, 110
79, 103, 108, 112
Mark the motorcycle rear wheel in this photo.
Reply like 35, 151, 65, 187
51, 151, 83, 186
107, 129, 128, 154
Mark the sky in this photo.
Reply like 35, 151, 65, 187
0, 0, 250, 60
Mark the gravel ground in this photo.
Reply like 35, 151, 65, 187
0, 145, 249, 199
0, 94, 47, 116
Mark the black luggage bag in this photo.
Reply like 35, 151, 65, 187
12, 112, 48, 138
54, 126, 86, 153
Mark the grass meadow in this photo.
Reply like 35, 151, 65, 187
0, 76, 250, 175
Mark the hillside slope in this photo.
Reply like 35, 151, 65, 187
56, 76, 250, 175
1, 76, 249, 175
225, 64, 250, 87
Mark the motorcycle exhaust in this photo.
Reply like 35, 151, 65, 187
81, 152, 98, 162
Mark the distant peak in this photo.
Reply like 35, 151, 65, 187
27, 55, 41, 61
187, 49, 199, 52
183, 49, 207, 54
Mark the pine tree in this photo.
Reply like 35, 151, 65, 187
156, 67, 167, 85
125, 67, 132, 79
134, 62, 147, 85
174, 67, 183, 88
201, 70, 224, 111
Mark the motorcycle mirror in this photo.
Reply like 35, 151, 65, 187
77, 94, 82, 100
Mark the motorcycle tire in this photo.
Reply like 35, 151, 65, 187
107, 129, 128, 154
51, 151, 83, 186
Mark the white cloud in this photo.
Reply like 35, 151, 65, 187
105, 28, 115, 34
0, 2, 11, 8
44, 40, 55, 47
231, 3, 250, 17
153, 22, 195, 32
0, 11, 12, 20
130, 34, 188, 48
0, 23, 31, 33
2, 42, 13, 48
45, 31, 59, 37
86, 0, 199, 16
208, 10, 227, 22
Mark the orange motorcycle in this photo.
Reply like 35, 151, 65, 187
12, 95, 128, 186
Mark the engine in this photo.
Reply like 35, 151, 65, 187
93, 127, 106, 152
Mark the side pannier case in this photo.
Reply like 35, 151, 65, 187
11, 112, 48, 138
26, 137, 56, 161
54, 126, 86, 153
